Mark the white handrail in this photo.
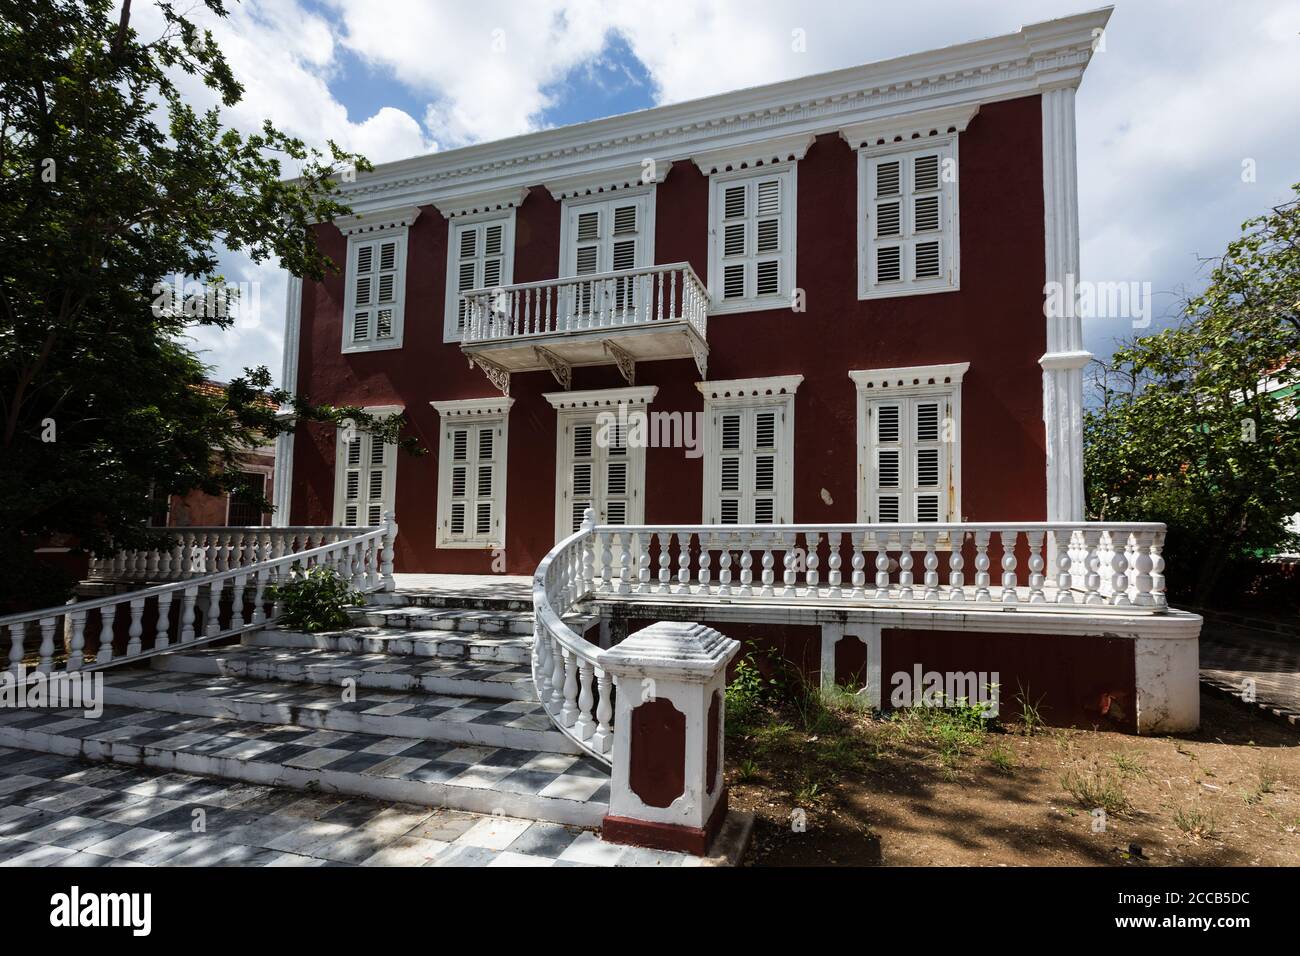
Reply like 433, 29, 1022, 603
5, 515, 399, 677
530, 515, 1170, 765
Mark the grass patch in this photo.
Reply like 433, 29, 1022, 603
1174, 805, 1219, 840
1109, 751, 1148, 779
986, 744, 1017, 774
1061, 768, 1131, 815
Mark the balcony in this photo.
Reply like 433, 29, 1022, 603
460, 262, 708, 394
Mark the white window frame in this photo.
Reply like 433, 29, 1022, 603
851, 363, 968, 524
443, 209, 516, 343
697, 375, 802, 524
332, 405, 402, 527
706, 162, 797, 315
558, 187, 657, 278
545, 387, 657, 542
341, 228, 409, 353
856, 136, 960, 300
432, 397, 513, 549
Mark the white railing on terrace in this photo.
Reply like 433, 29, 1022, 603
4, 516, 398, 678
461, 262, 708, 345
87, 526, 369, 582
532, 516, 1168, 764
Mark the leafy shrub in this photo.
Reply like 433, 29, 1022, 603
266, 565, 364, 632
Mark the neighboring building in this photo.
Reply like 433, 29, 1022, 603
163, 380, 275, 528
274, 10, 1103, 576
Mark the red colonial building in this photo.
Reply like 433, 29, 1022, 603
266, 8, 1199, 734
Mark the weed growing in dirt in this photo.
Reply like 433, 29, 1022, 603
1061, 768, 1132, 815
1174, 805, 1219, 840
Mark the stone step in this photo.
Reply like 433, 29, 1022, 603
151, 645, 537, 702
369, 591, 533, 613
0, 705, 609, 827
101, 668, 579, 754
348, 605, 538, 638
248, 624, 532, 665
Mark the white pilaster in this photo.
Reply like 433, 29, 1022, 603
271, 275, 303, 527
1040, 85, 1090, 522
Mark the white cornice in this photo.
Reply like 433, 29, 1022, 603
336, 205, 422, 236
542, 386, 658, 410
691, 132, 816, 175
840, 103, 980, 150
1039, 349, 1092, 371
431, 186, 530, 219
322, 8, 1112, 219
431, 397, 515, 418
696, 375, 804, 400
543, 162, 672, 200
849, 362, 970, 392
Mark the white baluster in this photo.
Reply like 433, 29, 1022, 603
1083, 529, 1103, 604
948, 531, 966, 601
616, 533, 631, 594
717, 542, 732, 596
999, 531, 1019, 603
126, 598, 144, 658
1027, 531, 1046, 603
252, 567, 268, 625
636, 532, 653, 594
181, 586, 198, 642
761, 544, 776, 597
697, 539, 712, 592
827, 532, 842, 599
1053, 529, 1075, 603
1110, 532, 1132, 606
738, 536, 754, 596
97, 604, 116, 664
67, 610, 86, 671
154, 591, 173, 651
205, 580, 223, 637
592, 668, 614, 753
1133, 531, 1154, 607
8, 622, 24, 676
657, 532, 672, 592
1151, 531, 1167, 608
574, 660, 595, 739
676, 532, 692, 594
560, 651, 579, 726
806, 532, 820, 593
921, 531, 939, 600
872, 530, 890, 599
897, 533, 915, 600
850, 532, 867, 599
974, 531, 992, 601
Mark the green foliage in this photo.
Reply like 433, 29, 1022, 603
724, 644, 788, 729
265, 564, 363, 633
1061, 768, 1131, 816
0, 1, 425, 610
1085, 186, 1300, 603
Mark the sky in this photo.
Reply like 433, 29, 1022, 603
150, 0, 1300, 385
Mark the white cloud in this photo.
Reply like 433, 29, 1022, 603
155, 0, 1299, 382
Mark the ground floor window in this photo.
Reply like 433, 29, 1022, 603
333, 405, 402, 527
850, 363, 967, 523
698, 375, 801, 524
432, 398, 512, 548
546, 387, 655, 541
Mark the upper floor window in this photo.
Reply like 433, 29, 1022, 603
707, 164, 796, 313
858, 138, 959, 299
342, 229, 408, 352
444, 211, 515, 343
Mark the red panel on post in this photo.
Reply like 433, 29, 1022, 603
629, 697, 686, 808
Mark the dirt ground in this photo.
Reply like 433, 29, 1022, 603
727, 689, 1300, 866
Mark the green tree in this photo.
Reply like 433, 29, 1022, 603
0, 0, 420, 611
1085, 185, 1300, 604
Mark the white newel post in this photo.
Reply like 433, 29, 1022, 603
600, 622, 740, 856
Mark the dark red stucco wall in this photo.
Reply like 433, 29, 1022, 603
290, 95, 1047, 573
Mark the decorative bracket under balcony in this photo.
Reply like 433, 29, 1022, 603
467, 353, 512, 397
604, 340, 635, 386
535, 346, 572, 390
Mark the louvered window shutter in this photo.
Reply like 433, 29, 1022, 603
339, 429, 392, 527
866, 396, 952, 523
717, 170, 785, 306
442, 422, 501, 542
865, 144, 953, 294
451, 220, 508, 332
712, 404, 787, 524
351, 241, 375, 343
